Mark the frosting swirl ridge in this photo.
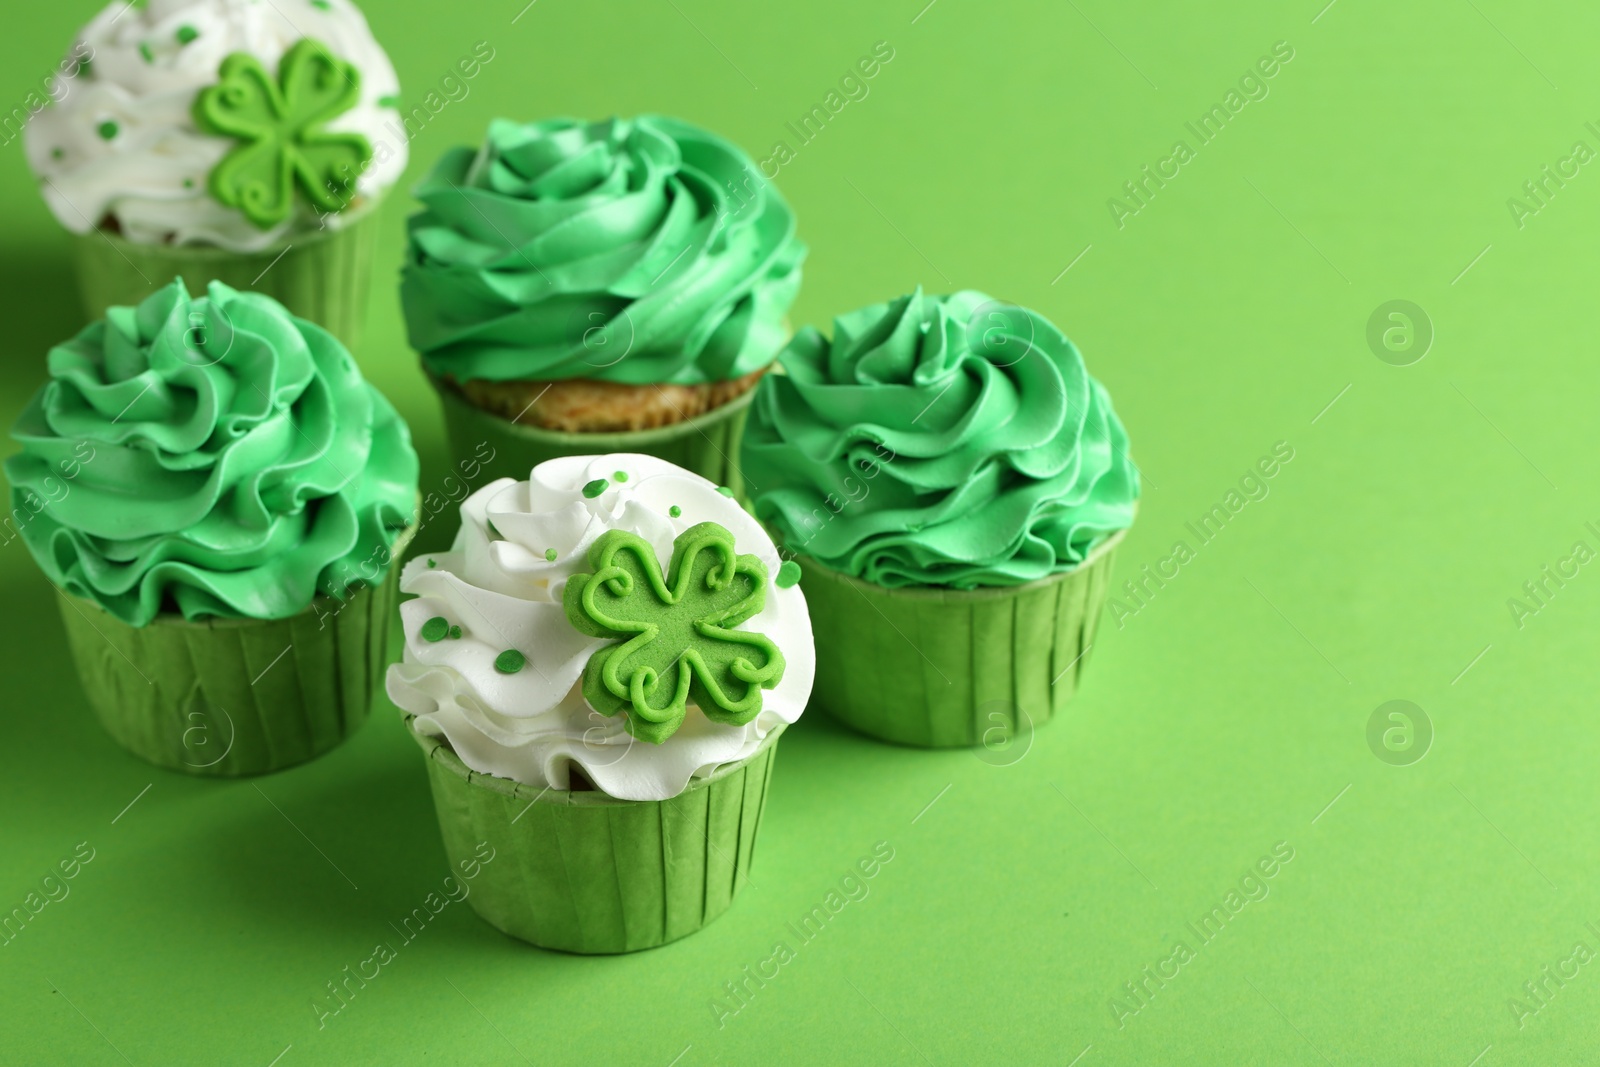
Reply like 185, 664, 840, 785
402, 115, 805, 386
742, 289, 1139, 589
5, 279, 418, 624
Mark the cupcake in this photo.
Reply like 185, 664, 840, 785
387, 453, 813, 953
24, 0, 408, 348
5, 279, 419, 775
741, 289, 1138, 747
402, 116, 804, 492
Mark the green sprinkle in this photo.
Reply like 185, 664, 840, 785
51, 147, 64, 160
96, 120, 117, 140
175, 25, 198, 44
139, 42, 154, 64
495, 649, 526, 674
426, 558, 436, 568
582, 478, 608, 498
420, 616, 449, 642
377, 94, 401, 109
669, 505, 682, 518
776, 560, 802, 588
614, 470, 629, 482
716, 486, 734, 497
545, 548, 557, 561
311, 0, 333, 9
182, 178, 194, 188
448, 625, 462, 639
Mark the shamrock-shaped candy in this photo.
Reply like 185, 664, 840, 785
193, 38, 373, 230
564, 522, 786, 744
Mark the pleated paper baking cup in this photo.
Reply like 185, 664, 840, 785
407, 716, 784, 954
54, 526, 413, 777
798, 529, 1125, 748
432, 376, 755, 494
71, 204, 380, 351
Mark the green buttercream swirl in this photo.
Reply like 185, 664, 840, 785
401, 115, 805, 385
5, 280, 419, 625
742, 289, 1139, 589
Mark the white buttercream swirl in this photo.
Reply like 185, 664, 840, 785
386, 454, 814, 802
24, 0, 407, 252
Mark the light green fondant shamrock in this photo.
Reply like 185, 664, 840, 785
192, 38, 372, 230
564, 522, 785, 745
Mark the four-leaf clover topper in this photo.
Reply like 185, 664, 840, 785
563, 522, 786, 745
193, 38, 373, 230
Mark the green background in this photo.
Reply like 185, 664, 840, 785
3, 0, 1598, 1063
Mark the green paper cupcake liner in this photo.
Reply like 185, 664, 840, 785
798, 529, 1126, 748
54, 526, 414, 778
431, 375, 755, 494
71, 204, 380, 350
407, 716, 784, 954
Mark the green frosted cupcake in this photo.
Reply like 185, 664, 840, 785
402, 115, 805, 491
387, 453, 814, 952
24, 0, 411, 348
742, 289, 1139, 748
5, 280, 419, 776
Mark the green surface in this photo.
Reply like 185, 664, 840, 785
3, 0, 1599, 1063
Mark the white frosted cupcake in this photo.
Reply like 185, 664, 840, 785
388, 453, 813, 952
25, 0, 407, 346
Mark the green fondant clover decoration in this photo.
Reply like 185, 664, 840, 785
192, 38, 372, 230
563, 522, 785, 745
